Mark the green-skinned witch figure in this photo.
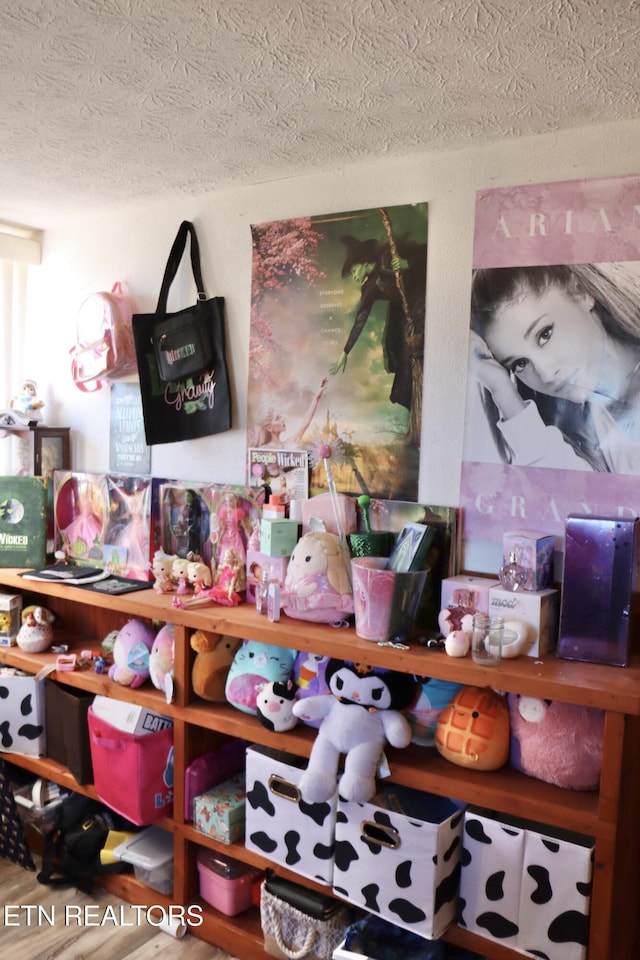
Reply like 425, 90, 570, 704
330, 210, 426, 444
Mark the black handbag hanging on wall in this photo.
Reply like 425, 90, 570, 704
132, 220, 232, 445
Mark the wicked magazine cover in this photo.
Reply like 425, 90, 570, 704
461, 174, 640, 544
247, 204, 428, 502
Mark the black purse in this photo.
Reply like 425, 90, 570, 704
132, 221, 232, 445
151, 222, 217, 381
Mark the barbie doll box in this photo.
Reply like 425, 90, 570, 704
488, 586, 559, 657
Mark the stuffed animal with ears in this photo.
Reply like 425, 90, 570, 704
190, 630, 242, 702
508, 694, 604, 790
292, 659, 417, 803
108, 618, 156, 688
225, 639, 297, 715
149, 622, 175, 698
282, 530, 354, 623
256, 679, 298, 732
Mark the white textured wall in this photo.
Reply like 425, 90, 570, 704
25, 119, 640, 572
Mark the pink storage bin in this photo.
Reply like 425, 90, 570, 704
184, 738, 246, 822
197, 849, 262, 916
87, 707, 173, 825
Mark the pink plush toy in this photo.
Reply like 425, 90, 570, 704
108, 618, 156, 688
508, 694, 604, 791
282, 531, 353, 623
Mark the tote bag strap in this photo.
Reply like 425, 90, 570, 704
156, 220, 207, 314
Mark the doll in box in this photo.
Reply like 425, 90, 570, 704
211, 493, 250, 569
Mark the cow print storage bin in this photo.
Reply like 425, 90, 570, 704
332, 784, 465, 940
460, 807, 594, 960
0, 673, 46, 757
245, 744, 338, 885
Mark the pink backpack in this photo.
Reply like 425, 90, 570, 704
70, 282, 137, 392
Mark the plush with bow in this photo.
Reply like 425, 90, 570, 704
292, 659, 417, 803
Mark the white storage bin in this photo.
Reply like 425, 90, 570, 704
245, 744, 338, 885
460, 808, 594, 960
332, 784, 464, 940
113, 825, 174, 895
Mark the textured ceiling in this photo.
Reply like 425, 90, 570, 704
0, 0, 638, 228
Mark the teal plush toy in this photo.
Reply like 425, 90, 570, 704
224, 639, 297, 715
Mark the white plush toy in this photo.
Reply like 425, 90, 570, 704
292, 659, 417, 804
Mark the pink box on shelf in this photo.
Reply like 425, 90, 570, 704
245, 550, 289, 604
184, 738, 246, 822
197, 849, 262, 916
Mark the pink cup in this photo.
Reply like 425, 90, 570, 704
351, 557, 428, 643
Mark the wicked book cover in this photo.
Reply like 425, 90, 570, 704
0, 476, 47, 568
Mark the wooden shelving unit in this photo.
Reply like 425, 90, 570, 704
1, 567, 639, 960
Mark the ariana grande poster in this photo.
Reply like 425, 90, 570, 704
461, 174, 640, 543
247, 203, 428, 502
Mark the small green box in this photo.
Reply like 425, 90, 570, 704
260, 518, 299, 557
193, 774, 246, 845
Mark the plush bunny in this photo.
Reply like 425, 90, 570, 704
292, 659, 417, 803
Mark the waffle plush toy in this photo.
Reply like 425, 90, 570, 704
435, 685, 510, 771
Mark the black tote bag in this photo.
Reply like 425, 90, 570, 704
132, 221, 232, 445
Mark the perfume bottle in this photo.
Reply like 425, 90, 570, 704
499, 553, 528, 592
255, 567, 270, 615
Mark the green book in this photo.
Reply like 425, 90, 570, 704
0, 476, 48, 568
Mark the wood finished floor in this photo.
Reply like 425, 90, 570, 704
0, 854, 240, 960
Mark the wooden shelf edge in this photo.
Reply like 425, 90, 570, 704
4, 567, 640, 715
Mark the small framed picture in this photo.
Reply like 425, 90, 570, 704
388, 521, 436, 573
34, 427, 71, 478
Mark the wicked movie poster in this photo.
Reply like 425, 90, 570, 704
247, 203, 428, 501
461, 174, 640, 544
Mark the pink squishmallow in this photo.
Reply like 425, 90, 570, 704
508, 694, 604, 791
282, 531, 354, 623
